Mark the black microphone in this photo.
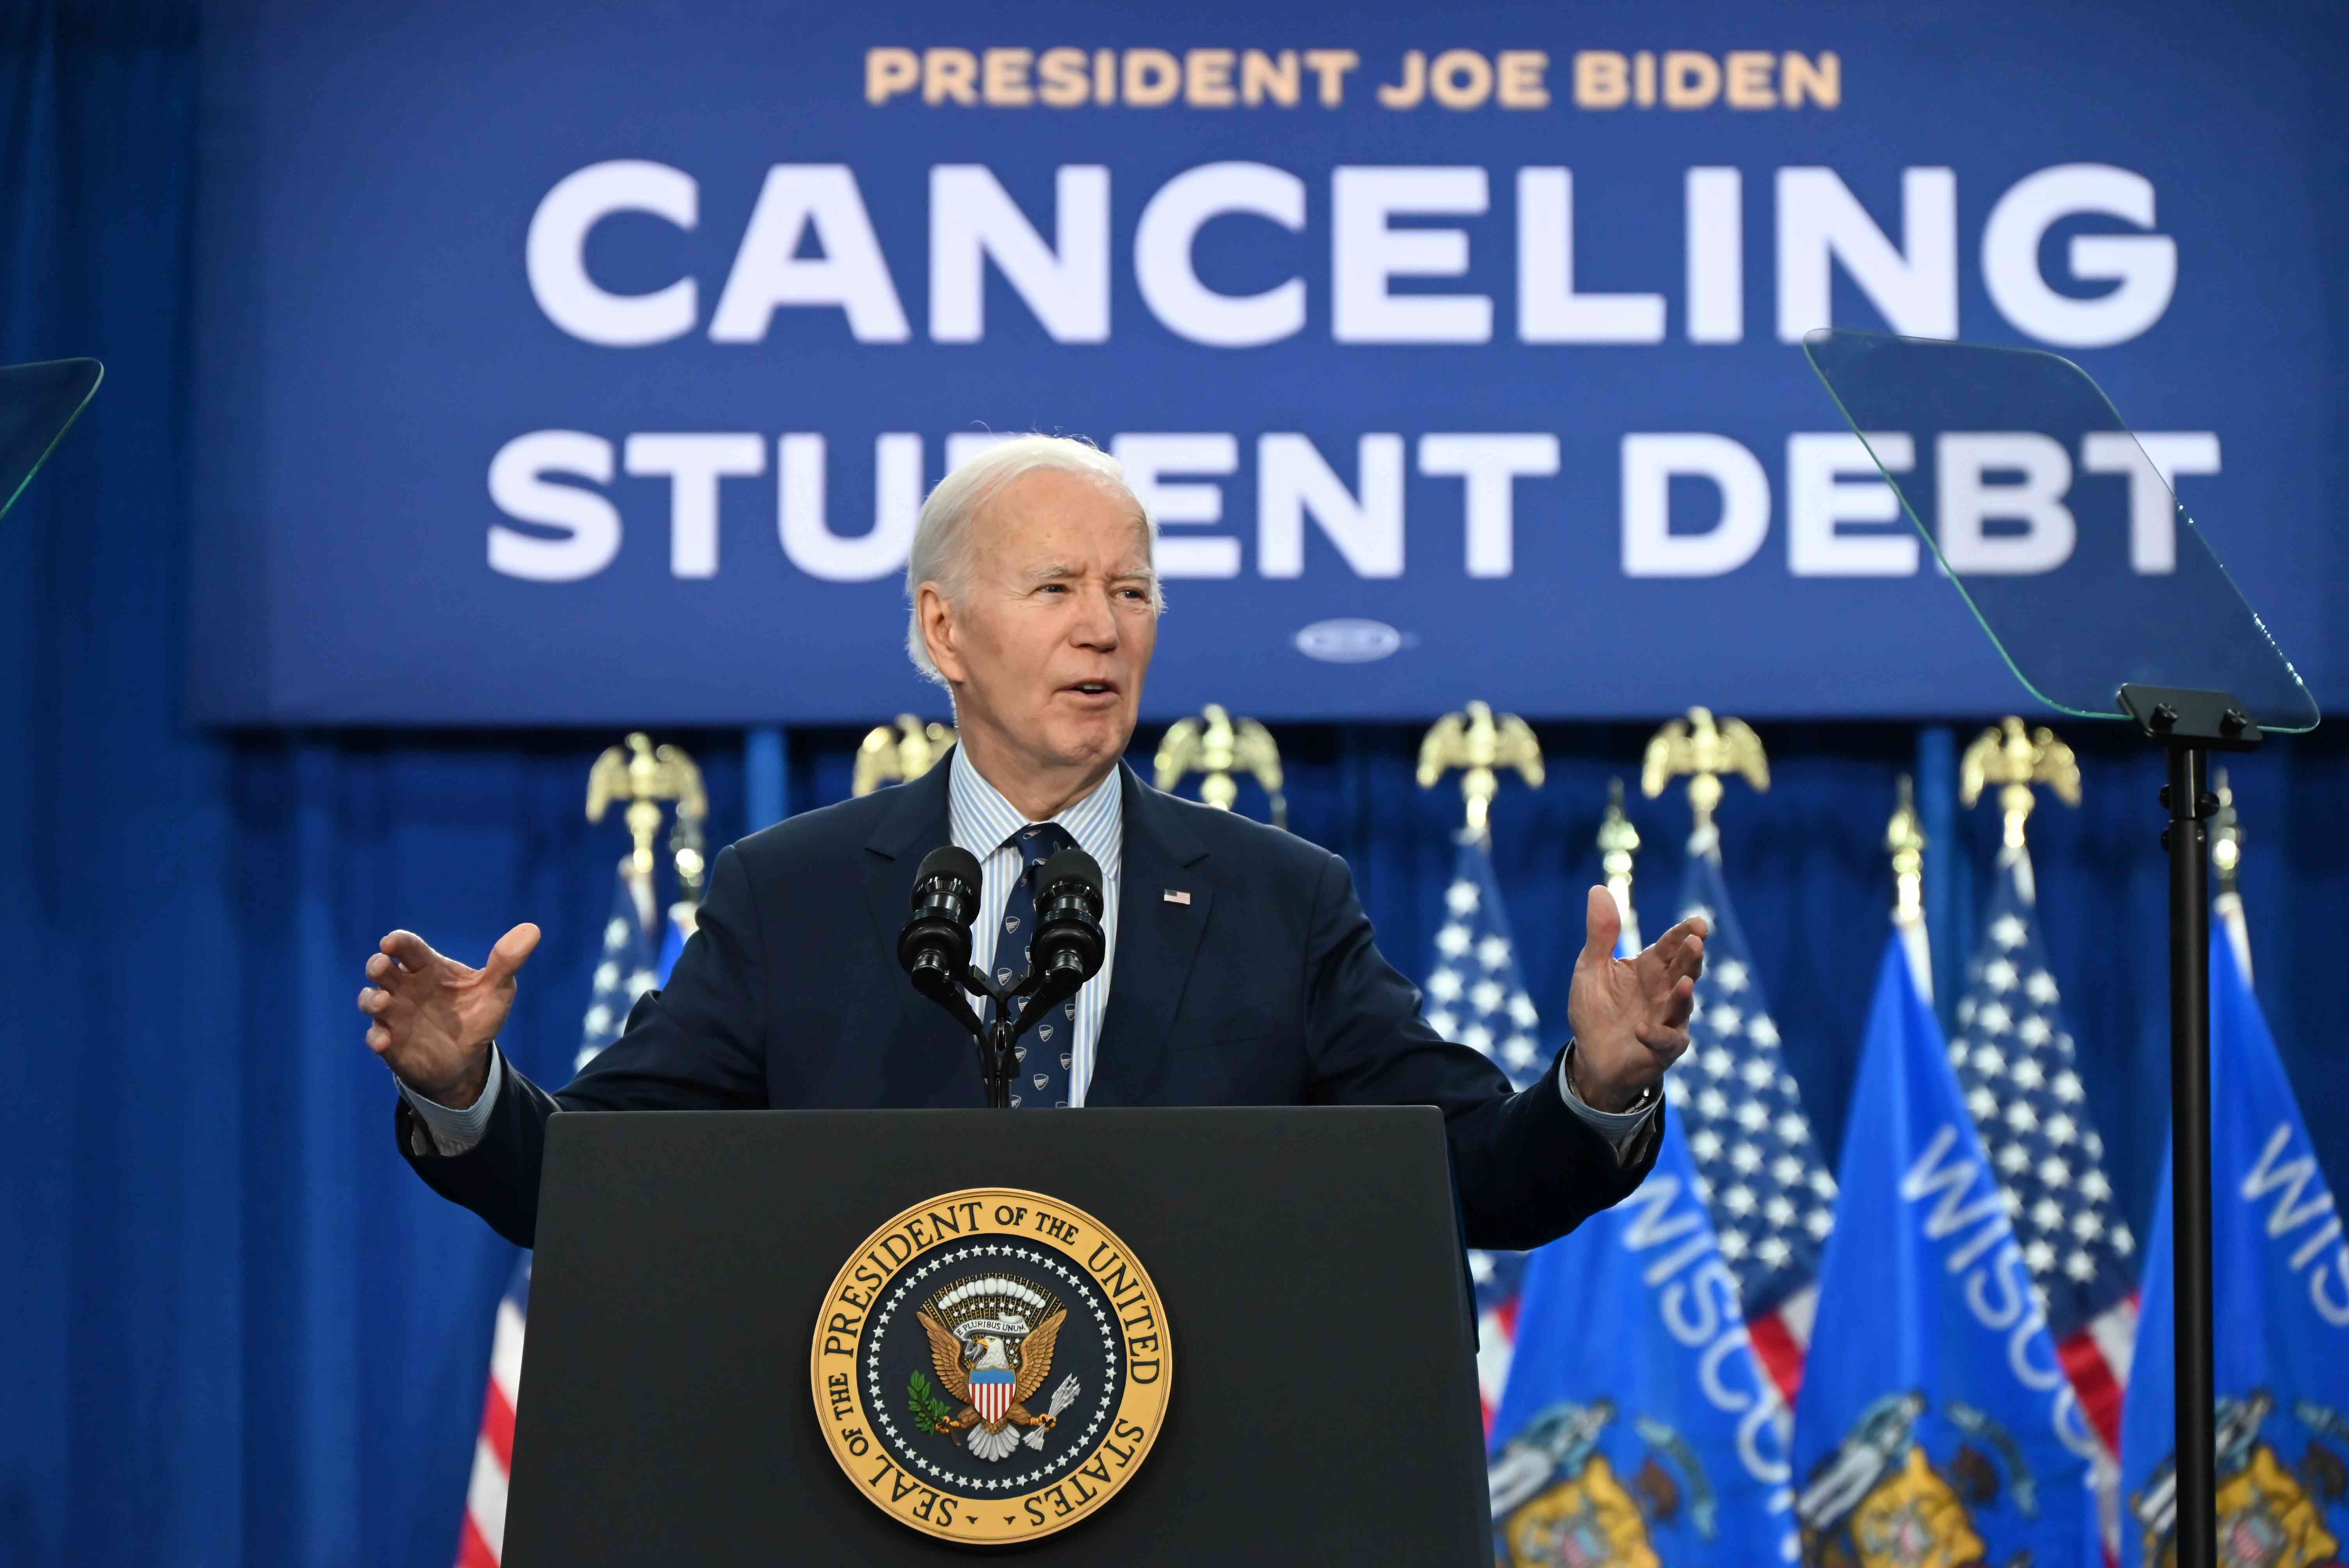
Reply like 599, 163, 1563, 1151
898, 845, 983, 1030
1006, 847, 1106, 1038
1027, 846, 1107, 990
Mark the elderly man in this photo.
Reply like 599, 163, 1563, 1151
362, 435, 1706, 1248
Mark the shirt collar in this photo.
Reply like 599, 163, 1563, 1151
948, 747, 1124, 879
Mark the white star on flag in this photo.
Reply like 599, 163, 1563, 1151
1947, 845, 2136, 1469
1661, 845, 1833, 1407
1418, 830, 1554, 1428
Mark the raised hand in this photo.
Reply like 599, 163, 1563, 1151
1565, 886, 1707, 1112
357, 924, 541, 1107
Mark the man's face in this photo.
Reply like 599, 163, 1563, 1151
923, 469, 1158, 779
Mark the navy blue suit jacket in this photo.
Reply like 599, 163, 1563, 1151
398, 760, 1659, 1249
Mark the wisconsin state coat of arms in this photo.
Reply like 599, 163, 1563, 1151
2131, 1390, 2349, 1568
810, 1187, 1171, 1545
1489, 1397, 1724, 1568
1797, 1391, 2046, 1568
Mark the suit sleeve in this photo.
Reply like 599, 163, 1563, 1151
394, 842, 772, 1247
1297, 851, 1659, 1252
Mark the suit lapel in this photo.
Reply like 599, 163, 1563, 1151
861, 757, 958, 1040
1089, 765, 1212, 1106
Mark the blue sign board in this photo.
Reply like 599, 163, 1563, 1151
189, 0, 2339, 723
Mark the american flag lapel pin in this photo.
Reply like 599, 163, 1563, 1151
1162, 888, 1191, 905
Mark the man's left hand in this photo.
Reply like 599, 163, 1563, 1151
1565, 886, 1709, 1112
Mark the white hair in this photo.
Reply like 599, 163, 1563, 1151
904, 433, 1164, 686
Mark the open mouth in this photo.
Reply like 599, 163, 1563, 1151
1062, 681, 1119, 700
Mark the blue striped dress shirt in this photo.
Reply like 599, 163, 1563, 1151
947, 747, 1122, 1107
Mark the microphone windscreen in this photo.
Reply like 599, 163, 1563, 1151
1035, 846, 1104, 903
912, 844, 983, 901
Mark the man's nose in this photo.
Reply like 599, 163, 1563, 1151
1069, 584, 1119, 648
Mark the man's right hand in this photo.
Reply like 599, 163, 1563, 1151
358, 924, 541, 1107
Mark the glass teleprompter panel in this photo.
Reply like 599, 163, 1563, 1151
1803, 330, 2315, 733
0, 359, 102, 525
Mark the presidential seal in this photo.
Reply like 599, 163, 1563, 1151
811, 1188, 1171, 1544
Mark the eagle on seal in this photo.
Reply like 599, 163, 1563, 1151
918, 1305, 1068, 1461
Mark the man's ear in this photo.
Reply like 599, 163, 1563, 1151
918, 583, 966, 685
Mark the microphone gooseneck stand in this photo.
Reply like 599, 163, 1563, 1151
963, 966, 1087, 1109
898, 844, 1107, 1111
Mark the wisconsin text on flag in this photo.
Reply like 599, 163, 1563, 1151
2117, 934, 2349, 1568
1948, 847, 2137, 1452
1794, 938, 2096, 1568
1488, 1104, 1799, 1566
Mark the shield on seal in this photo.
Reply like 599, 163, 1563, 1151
972, 1366, 1014, 1425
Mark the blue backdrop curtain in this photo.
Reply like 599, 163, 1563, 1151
6, 4, 2349, 1565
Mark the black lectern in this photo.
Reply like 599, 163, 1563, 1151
504, 1107, 1493, 1564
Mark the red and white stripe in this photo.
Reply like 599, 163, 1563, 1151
456, 1290, 526, 1568
1747, 1282, 1816, 1407
2061, 1295, 2137, 1455
1476, 1297, 1522, 1428
973, 1373, 1014, 1426
2064, 1294, 2137, 1568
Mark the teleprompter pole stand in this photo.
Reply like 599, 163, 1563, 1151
2117, 684, 2261, 1568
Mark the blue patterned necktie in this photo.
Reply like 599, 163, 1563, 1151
991, 821, 1078, 1109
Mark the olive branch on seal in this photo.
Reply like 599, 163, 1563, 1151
907, 1370, 957, 1433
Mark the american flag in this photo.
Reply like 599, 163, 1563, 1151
577, 865, 663, 1071
1946, 846, 2136, 1451
1420, 833, 1549, 1426
456, 1265, 529, 1568
1665, 834, 1837, 1405
457, 864, 660, 1568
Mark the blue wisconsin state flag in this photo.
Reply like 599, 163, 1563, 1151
2119, 938, 2349, 1568
1795, 938, 2098, 1566
1490, 1103, 1798, 1566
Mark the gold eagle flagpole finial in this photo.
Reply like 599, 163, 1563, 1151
1153, 704, 1287, 828
1887, 774, 1926, 930
1597, 777, 1642, 949
1417, 700, 1544, 840
2210, 768, 2243, 894
2210, 768, 2253, 985
586, 732, 708, 934
1957, 716, 2080, 850
1887, 773, 1932, 1000
1640, 707, 1768, 845
854, 715, 959, 798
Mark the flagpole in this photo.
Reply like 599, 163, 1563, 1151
2124, 685, 2260, 1568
